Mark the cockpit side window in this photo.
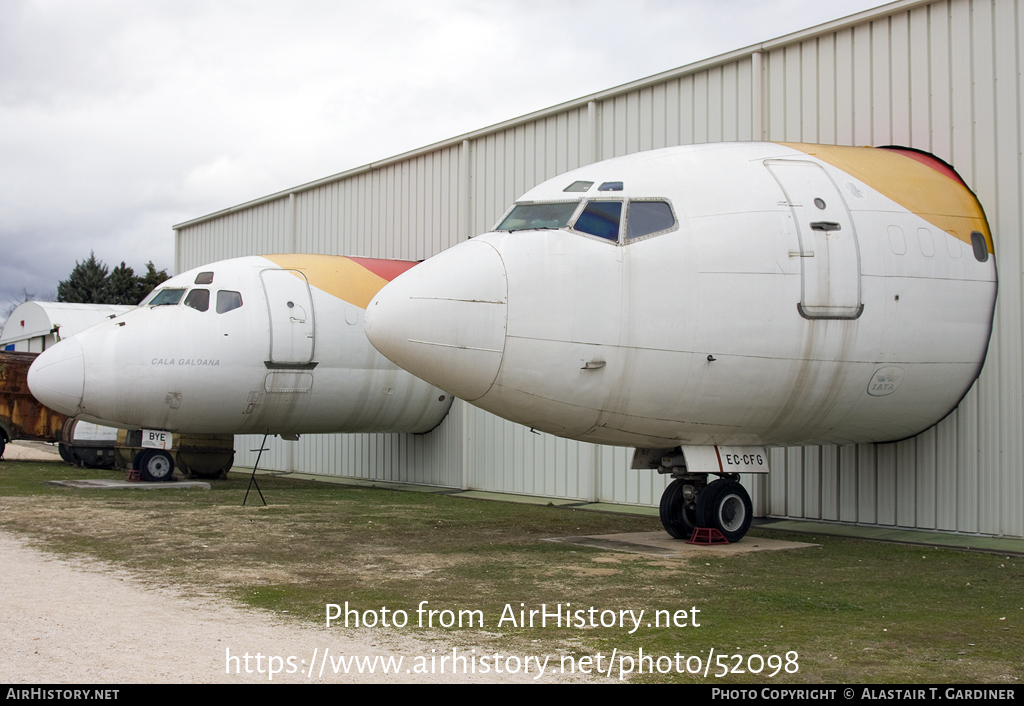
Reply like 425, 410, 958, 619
625, 200, 676, 241
495, 202, 581, 231
147, 288, 186, 307
216, 290, 243, 314
184, 289, 210, 312
572, 201, 622, 241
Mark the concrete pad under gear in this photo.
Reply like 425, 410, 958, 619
545, 531, 818, 557
47, 479, 211, 490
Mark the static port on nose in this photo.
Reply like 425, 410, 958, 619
27, 338, 86, 416
365, 240, 508, 401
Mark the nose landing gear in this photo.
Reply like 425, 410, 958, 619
660, 474, 752, 543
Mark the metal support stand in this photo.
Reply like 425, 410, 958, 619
243, 431, 270, 507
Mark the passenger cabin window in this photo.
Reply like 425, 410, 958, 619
184, 289, 210, 312
496, 202, 580, 231
194, 272, 214, 285
971, 231, 989, 262
216, 290, 243, 314
573, 201, 622, 241
626, 200, 676, 240
147, 288, 186, 307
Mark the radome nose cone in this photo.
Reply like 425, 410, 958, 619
366, 240, 507, 401
27, 338, 85, 416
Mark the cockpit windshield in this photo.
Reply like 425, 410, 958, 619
574, 201, 622, 241
146, 288, 187, 307
496, 202, 580, 232
493, 198, 677, 244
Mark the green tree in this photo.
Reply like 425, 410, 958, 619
104, 262, 142, 305
56, 254, 171, 305
57, 252, 109, 303
136, 261, 169, 302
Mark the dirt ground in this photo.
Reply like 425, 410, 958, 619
0, 528, 589, 684
0, 442, 579, 684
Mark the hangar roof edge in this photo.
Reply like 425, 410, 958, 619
172, 0, 927, 232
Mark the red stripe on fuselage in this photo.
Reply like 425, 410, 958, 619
879, 147, 966, 186
348, 257, 418, 282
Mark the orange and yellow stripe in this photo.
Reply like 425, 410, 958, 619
780, 142, 993, 254
263, 254, 417, 309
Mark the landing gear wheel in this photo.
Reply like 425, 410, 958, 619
696, 480, 752, 543
0, 436, 5, 460
137, 450, 175, 482
660, 478, 699, 539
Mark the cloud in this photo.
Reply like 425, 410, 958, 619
0, 0, 885, 322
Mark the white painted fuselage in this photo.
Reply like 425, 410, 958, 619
365, 142, 996, 448
29, 255, 453, 435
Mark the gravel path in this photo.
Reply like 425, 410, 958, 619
0, 443, 575, 684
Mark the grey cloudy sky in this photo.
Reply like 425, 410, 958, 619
0, 0, 886, 315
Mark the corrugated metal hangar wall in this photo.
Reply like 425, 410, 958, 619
174, 0, 1023, 538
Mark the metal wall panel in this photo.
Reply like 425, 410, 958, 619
175, 0, 1023, 538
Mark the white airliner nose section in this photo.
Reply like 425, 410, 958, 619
365, 239, 507, 401
27, 338, 85, 416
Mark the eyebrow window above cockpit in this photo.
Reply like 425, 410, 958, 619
194, 272, 214, 285
184, 289, 210, 312
563, 181, 594, 192
496, 202, 581, 231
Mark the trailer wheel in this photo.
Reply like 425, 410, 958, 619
138, 450, 174, 482
695, 479, 752, 543
58, 443, 74, 465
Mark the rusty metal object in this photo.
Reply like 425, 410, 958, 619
59, 418, 118, 469
114, 429, 234, 479
0, 352, 68, 451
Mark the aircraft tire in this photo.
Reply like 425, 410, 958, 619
138, 450, 175, 482
659, 478, 698, 539
696, 479, 752, 543
0, 436, 5, 460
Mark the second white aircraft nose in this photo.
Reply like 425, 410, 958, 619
365, 240, 507, 401
27, 337, 85, 417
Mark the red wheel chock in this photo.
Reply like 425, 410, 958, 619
687, 527, 730, 545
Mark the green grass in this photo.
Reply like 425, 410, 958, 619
0, 459, 1021, 683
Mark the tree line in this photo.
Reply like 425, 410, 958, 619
57, 252, 170, 306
